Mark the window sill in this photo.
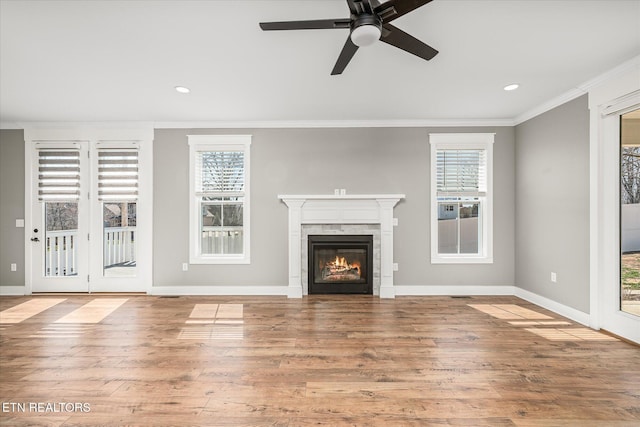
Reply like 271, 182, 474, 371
189, 256, 251, 265
431, 256, 493, 265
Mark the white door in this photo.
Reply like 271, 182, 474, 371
26, 129, 152, 294
595, 97, 640, 344
88, 142, 147, 292
29, 142, 90, 292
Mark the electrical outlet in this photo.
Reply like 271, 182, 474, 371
551, 272, 557, 283
10, 263, 17, 272
393, 263, 399, 271
182, 263, 189, 272
392, 218, 398, 226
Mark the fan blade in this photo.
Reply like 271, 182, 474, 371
375, 0, 433, 23
260, 19, 350, 31
331, 36, 359, 75
380, 23, 438, 61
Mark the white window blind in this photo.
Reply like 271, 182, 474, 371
98, 149, 139, 201
195, 151, 245, 195
436, 149, 486, 196
38, 149, 81, 201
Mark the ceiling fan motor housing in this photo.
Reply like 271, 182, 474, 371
350, 14, 382, 47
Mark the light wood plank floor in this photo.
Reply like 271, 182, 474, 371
1, 295, 639, 426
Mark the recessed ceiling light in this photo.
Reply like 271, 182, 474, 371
504, 84, 519, 91
175, 86, 190, 94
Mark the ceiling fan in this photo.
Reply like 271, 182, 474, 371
259, 0, 438, 75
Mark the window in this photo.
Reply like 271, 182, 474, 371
430, 133, 494, 263
189, 135, 251, 264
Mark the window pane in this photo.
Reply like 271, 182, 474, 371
202, 205, 222, 227
459, 202, 480, 254
200, 202, 243, 255
201, 230, 243, 255
223, 204, 243, 227
436, 149, 485, 193
44, 202, 78, 277
198, 151, 244, 193
103, 202, 137, 277
438, 202, 458, 254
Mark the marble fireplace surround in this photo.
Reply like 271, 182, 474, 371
278, 194, 405, 298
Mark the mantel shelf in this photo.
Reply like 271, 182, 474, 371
278, 194, 405, 201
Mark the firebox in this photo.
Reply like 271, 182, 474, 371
308, 235, 373, 294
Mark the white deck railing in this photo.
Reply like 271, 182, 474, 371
104, 226, 136, 268
45, 227, 136, 277
45, 230, 78, 277
201, 227, 243, 255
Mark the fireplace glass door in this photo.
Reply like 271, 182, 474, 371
308, 235, 373, 294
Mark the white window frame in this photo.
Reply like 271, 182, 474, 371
188, 135, 251, 264
429, 133, 494, 264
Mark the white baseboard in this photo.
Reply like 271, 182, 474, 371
393, 285, 590, 326
150, 285, 289, 296
394, 285, 516, 296
514, 287, 590, 326
0, 286, 27, 296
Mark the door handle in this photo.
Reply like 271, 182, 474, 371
30, 237, 40, 242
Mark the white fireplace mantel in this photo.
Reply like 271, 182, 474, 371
278, 194, 405, 298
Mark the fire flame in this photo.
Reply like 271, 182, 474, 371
327, 256, 360, 273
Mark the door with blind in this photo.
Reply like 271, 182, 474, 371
88, 142, 144, 292
30, 142, 90, 292
27, 130, 151, 293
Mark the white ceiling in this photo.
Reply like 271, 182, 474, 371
1, 0, 639, 126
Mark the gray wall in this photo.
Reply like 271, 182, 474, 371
0, 129, 25, 287
154, 127, 515, 288
515, 95, 590, 312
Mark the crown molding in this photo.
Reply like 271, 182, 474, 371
514, 54, 640, 125
0, 122, 23, 130
2, 118, 515, 131
154, 118, 516, 129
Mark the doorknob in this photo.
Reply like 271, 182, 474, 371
30, 237, 40, 242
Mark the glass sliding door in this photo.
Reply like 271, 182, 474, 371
103, 202, 137, 277
620, 109, 640, 316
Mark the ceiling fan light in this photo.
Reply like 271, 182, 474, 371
351, 24, 381, 47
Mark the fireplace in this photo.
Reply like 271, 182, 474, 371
308, 235, 373, 294
279, 194, 404, 298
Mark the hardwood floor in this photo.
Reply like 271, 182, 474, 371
1, 295, 639, 426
